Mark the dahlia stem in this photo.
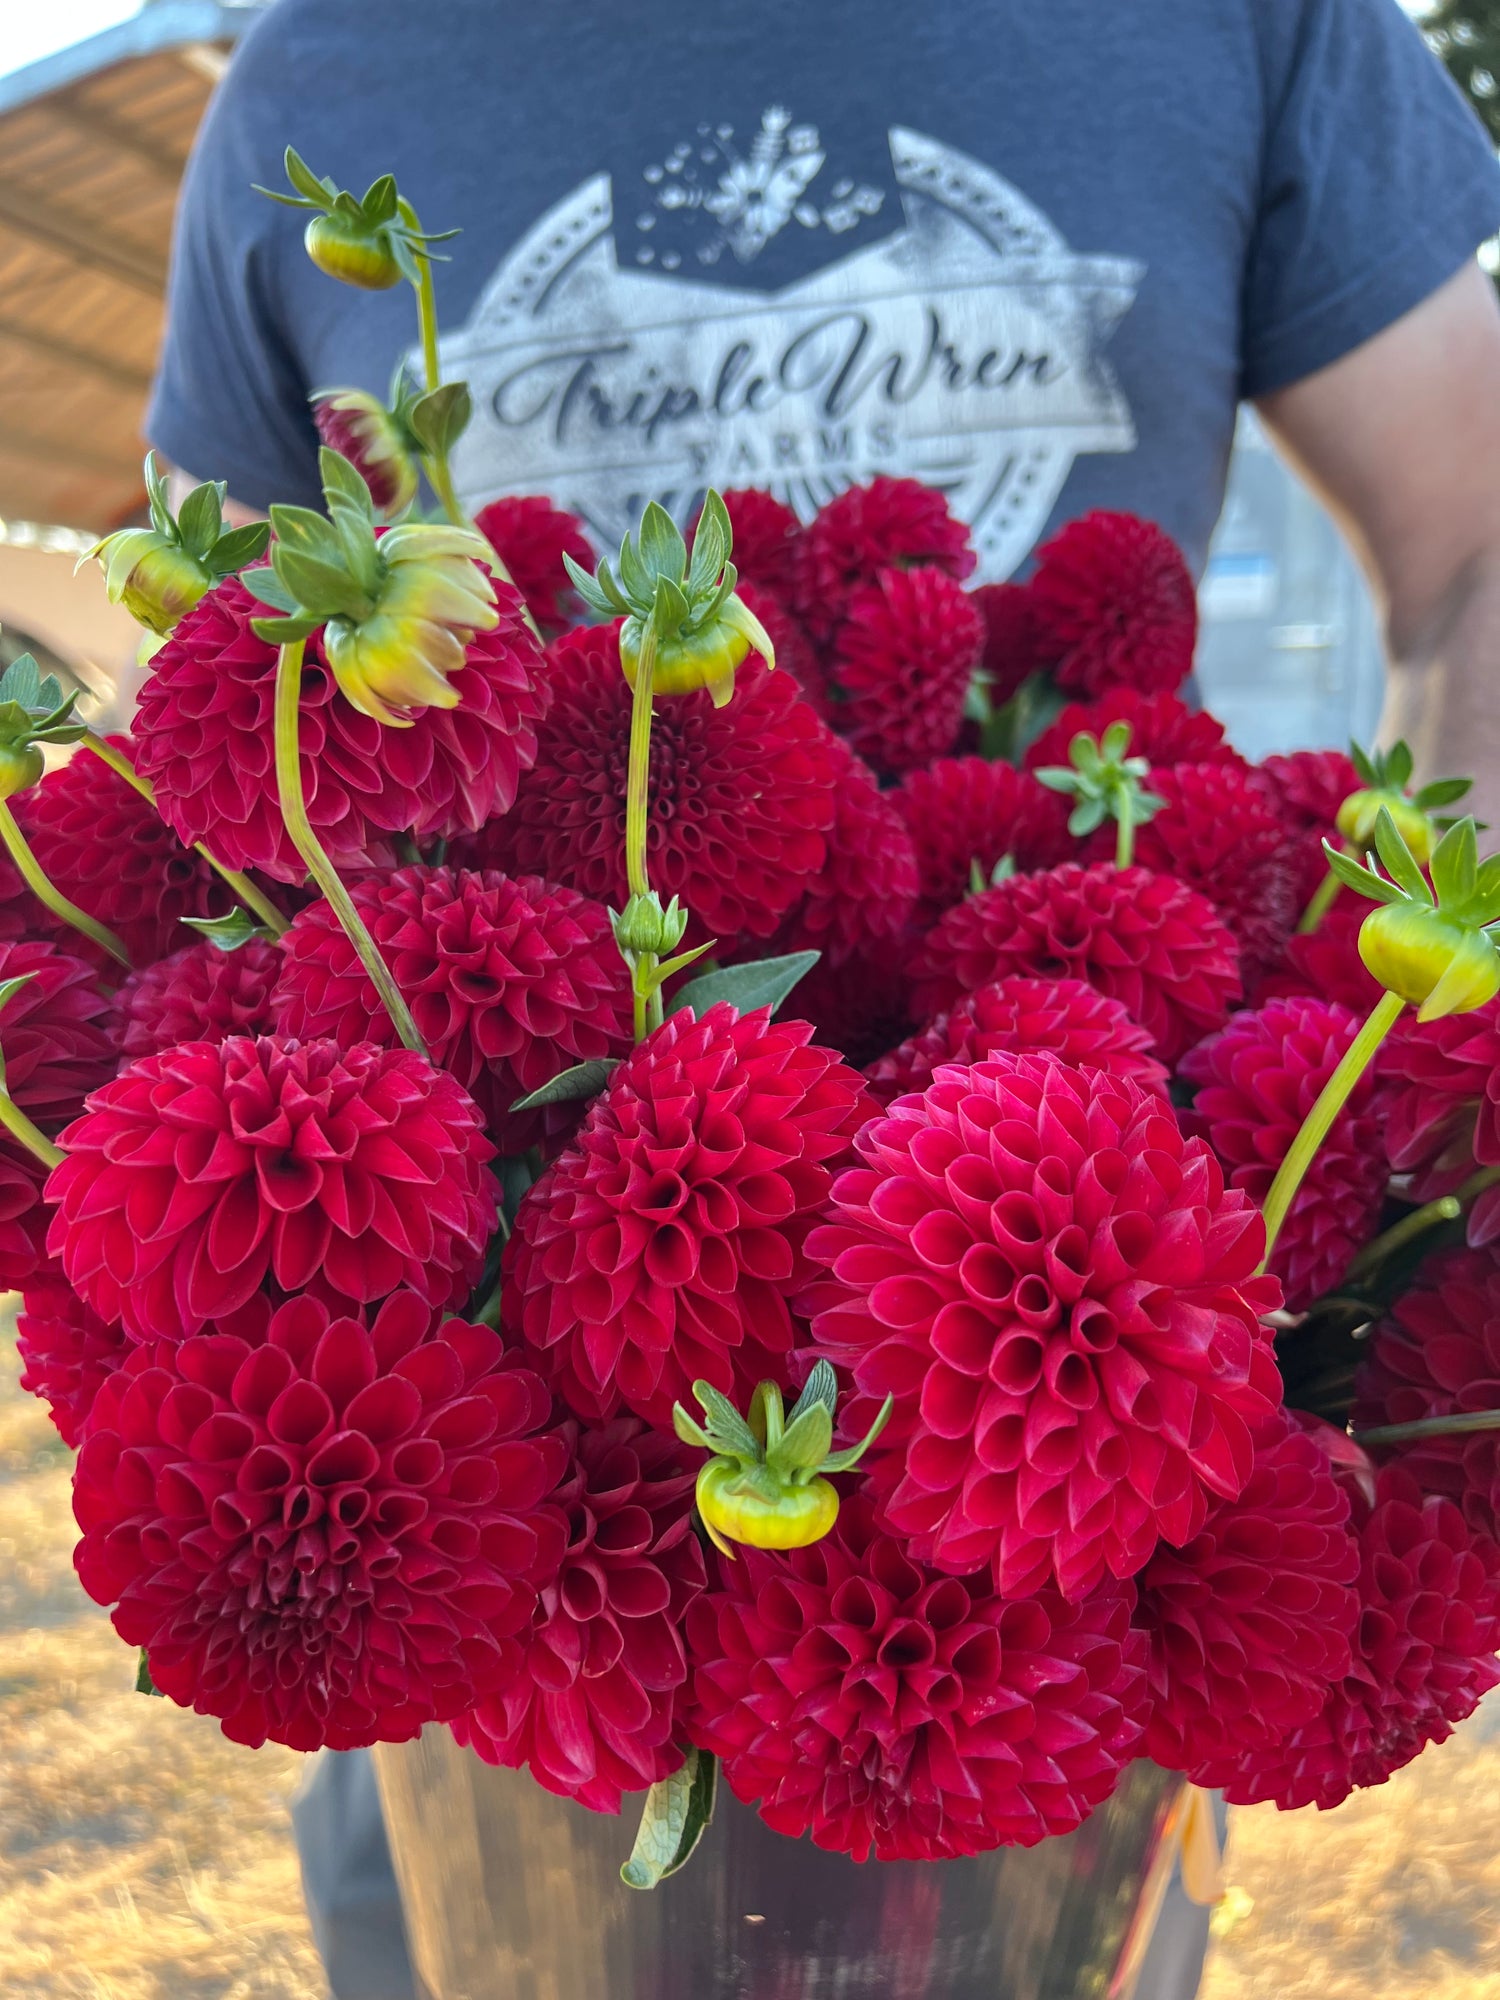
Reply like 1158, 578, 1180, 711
1355, 1408, 1500, 1447
1346, 1196, 1462, 1284
0, 1083, 61, 1169
624, 620, 659, 903
273, 639, 428, 1059
1259, 989, 1406, 1271
79, 730, 288, 938
1114, 791, 1135, 871
0, 797, 130, 969
1297, 863, 1343, 936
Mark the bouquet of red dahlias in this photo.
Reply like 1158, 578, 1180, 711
12, 148, 1500, 1899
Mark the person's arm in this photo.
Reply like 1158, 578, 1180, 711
1256, 260, 1500, 824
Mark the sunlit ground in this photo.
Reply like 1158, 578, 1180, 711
1, 1318, 1497, 2000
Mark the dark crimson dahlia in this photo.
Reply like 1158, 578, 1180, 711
685, 1496, 1149, 1861
271, 866, 632, 1152
908, 862, 1241, 1066
111, 937, 282, 1060
16, 1269, 129, 1448
1024, 691, 1242, 776
826, 567, 985, 776
770, 732, 918, 966
1028, 511, 1198, 699
1180, 996, 1388, 1312
503, 1003, 873, 1429
1138, 1410, 1359, 1776
471, 626, 837, 946
736, 582, 828, 719
892, 758, 1072, 930
1253, 904, 1383, 1015
791, 476, 976, 646
803, 1053, 1283, 1597
72, 1295, 569, 1751
1206, 1467, 1500, 1811
775, 949, 918, 1072
696, 489, 804, 603
473, 494, 595, 638
134, 573, 548, 884
1378, 999, 1500, 1243
453, 1415, 705, 1812
865, 976, 1169, 1108
1258, 749, 1361, 909
48, 1035, 496, 1342
973, 581, 1045, 707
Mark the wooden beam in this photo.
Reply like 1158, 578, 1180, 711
0, 182, 166, 296
0, 417, 132, 476
45, 97, 190, 187
0, 314, 153, 394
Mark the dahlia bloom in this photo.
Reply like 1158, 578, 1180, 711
1138, 1409, 1359, 1775
866, 976, 1169, 1108
804, 1053, 1283, 1597
775, 949, 917, 1072
908, 862, 1241, 1066
1028, 512, 1198, 699
1024, 691, 1241, 776
111, 937, 282, 1060
770, 732, 918, 966
1258, 749, 1361, 908
48, 1035, 496, 1342
1180, 997, 1388, 1311
17, 1270, 129, 1448
312, 389, 419, 516
453, 1416, 706, 1812
503, 1003, 873, 1428
792, 476, 976, 644
72, 1295, 569, 1751
827, 567, 985, 775
1254, 905, 1383, 1015
271, 866, 633, 1152
892, 758, 1072, 930
135, 574, 548, 884
473, 494, 595, 637
1378, 999, 1500, 1243
973, 581, 1044, 707
471, 627, 836, 944
686, 1496, 1149, 1861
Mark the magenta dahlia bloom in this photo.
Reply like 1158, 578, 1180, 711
866, 976, 1169, 1108
135, 574, 548, 883
1028, 512, 1197, 699
1208, 1466, 1500, 1810
774, 949, 917, 1072
111, 937, 282, 1060
686, 1496, 1148, 1861
48, 1035, 496, 1342
804, 1053, 1283, 1598
1138, 1410, 1359, 1776
1254, 905, 1383, 1016
1379, 999, 1500, 1244
770, 732, 918, 966
473, 494, 595, 638
973, 581, 1044, 707
792, 476, 976, 645
826, 567, 985, 775
272, 866, 632, 1152
17, 1270, 129, 1447
1180, 997, 1388, 1312
1024, 690, 1242, 776
893, 758, 1072, 930
1258, 749, 1361, 909
453, 1415, 705, 1813
72, 1295, 569, 1751
909, 862, 1241, 1066
504, 1003, 873, 1428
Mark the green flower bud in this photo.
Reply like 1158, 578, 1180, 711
304, 212, 404, 290
611, 892, 690, 957
1337, 788, 1435, 864
1358, 903, 1500, 1022
0, 743, 44, 800
91, 533, 211, 638
257, 150, 459, 293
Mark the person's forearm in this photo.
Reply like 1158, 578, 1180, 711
1380, 549, 1500, 832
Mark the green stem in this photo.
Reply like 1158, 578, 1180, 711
624, 621, 659, 904
0, 1084, 62, 1169
1115, 791, 1135, 871
1297, 863, 1343, 936
273, 641, 428, 1058
79, 730, 288, 938
1346, 1196, 1463, 1283
1455, 1163, 1500, 1206
1355, 1408, 1500, 1448
1259, 988, 1407, 1270
0, 797, 130, 968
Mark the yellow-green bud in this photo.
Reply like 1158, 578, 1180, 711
321, 523, 499, 726
619, 592, 773, 708
1359, 903, 1500, 1021
0, 744, 45, 799
612, 892, 690, 957
90, 530, 211, 638
303, 212, 404, 289
1338, 789, 1434, 864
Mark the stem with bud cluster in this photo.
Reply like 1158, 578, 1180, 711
0, 798, 131, 970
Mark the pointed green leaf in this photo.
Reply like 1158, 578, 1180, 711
319, 447, 377, 519
1349, 742, 1379, 789
176, 481, 224, 562
1384, 740, 1414, 790
1322, 839, 1403, 905
671, 1403, 713, 1452
206, 522, 272, 578
686, 494, 730, 599
283, 146, 335, 206
789, 1359, 839, 1425
1475, 854, 1500, 907
1372, 807, 1432, 903
968, 856, 988, 896
238, 567, 302, 612
1068, 798, 1109, 837
408, 382, 472, 458
361, 173, 399, 224
1430, 817, 1478, 910
249, 611, 327, 647
616, 528, 654, 608
1099, 718, 1133, 762
0, 972, 36, 1022
669, 951, 819, 1022
135, 1649, 164, 1697
767, 1401, 834, 1475
1414, 776, 1473, 812
508, 1058, 620, 1114
272, 549, 373, 621
0, 654, 42, 710
1069, 731, 1103, 775
652, 574, 690, 634
692, 1381, 761, 1460
561, 557, 618, 620
1032, 766, 1078, 796
638, 501, 688, 586
181, 909, 265, 953
620, 1750, 716, 1890
819, 1392, 896, 1474
268, 504, 343, 562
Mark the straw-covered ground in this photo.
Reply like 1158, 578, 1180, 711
0, 1314, 1496, 2000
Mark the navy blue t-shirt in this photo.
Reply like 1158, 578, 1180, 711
148, 0, 1500, 579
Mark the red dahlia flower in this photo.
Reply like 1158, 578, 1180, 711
685, 1496, 1149, 1861
770, 732, 918, 966
1258, 749, 1361, 908
1354, 1246, 1500, 1540
1024, 691, 1241, 776
973, 581, 1044, 707
135, 574, 548, 884
504, 1003, 872, 1429
72, 1295, 569, 1751
695, 489, 804, 603
272, 866, 632, 1153
453, 1416, 705, 1813
1138, 1409, 1359, 1776
773, 949, 917, 1072
1207, 1467, 1500, 1810
17, 1270, 129, 1447
827, 567, 984, 776
1180, 997, 1388, 1311
892, 758, 1072, 930
471, 627, 836, 945
908, 862, 1241, 1066
1378, 999, 1500, 1244
473, 494, 594, 638
111, 937, 282, 1060
1254, 904, 1383, 1015
865, 976, 1169, 1108
736, 583, 827, 718
1028, 512, 1198, 699
804, 1053, 1282, 1597
48, 1035, 495, 1342
792, 476, 976, 645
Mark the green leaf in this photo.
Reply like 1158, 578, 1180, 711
508, 1058, 620, 1114
1430, 817, 1478, 910
767, 1400, 833, 1475
1098, 718, 1134, 761
361, 173, 399, 224
273, 549, 374, 622
671, 1403, 713, 1452
620, 1750, 717, 1891
284, 146, 335, 206
1032, 766, 1078, 796
1414, 776, 1473, 812
692, 1382, 761, 1460
1372, 807, 1431, 903
207, 522, 273, 578
562, 553, 613, 619
0, 972, 36, 1024
638, 501, 688, 586
789, 1359, 839, 1425
238, 567, 301, 612
407, 382, 472, 458
0, 654, 42, 711
1385, 740, 1414, 791
686, 493, 730, 599
669, 951, 819, 1022
319, 445, 377, 517
1322, 839, 1404, 905
268, 504, 343, 563
176, 481, 224, 562
819, 1392, 896, 1475
1349, 742, 1380, 789
616, 528, 655, 608
249, 611, 327, 647
181, 909, 265, 953
1068, 798, 1109, 837
135, 1649, 163, 1697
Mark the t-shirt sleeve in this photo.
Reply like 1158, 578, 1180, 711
1242, 0, 1500, 399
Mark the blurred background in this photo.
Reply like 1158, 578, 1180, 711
1, 2, 1499, 1995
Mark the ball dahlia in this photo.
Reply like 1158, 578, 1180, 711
973, 581, 1044, 707
1180, 997, 1388, 1312
503, 1002, 872, 1429
135, 573, 548, 884
1027, 511, 1197, 699
775, 949, 917, 1072
908, 862, 1241, 1066
770, 732, 918, 966
696, 489, 803, 603
1137, 1409, 1359, 1776
1258, 749, 1361, 908
865, 976, 1169, 1109
16, 1269, 129, 1448
1024, 691, 1241, 776
48, 1035, 496, 1342
826, 567, 985, 776
1254, 905, 1382, 1015
892, 758, 1072, 930
685, 1496, 1149, 1861
271, 866, 632, 1152
473, 494, 594, 638
452, 1416, 705, 1812
471, 627, 836, 944
804, 1053, 1283, 1597
72, 1294, 569, 1751
1378, 999, 1500, 1243
791, 476, 976, 645
111, 937, 282, 1060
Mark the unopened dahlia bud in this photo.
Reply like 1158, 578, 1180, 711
85, 455, 269, 640
1335, 740, 1471, 866
257, 148, 456, 292
611, 891, 690, 958
311, 388, 419, 515
0, 652, 88, 800
0, 744, 43, 801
